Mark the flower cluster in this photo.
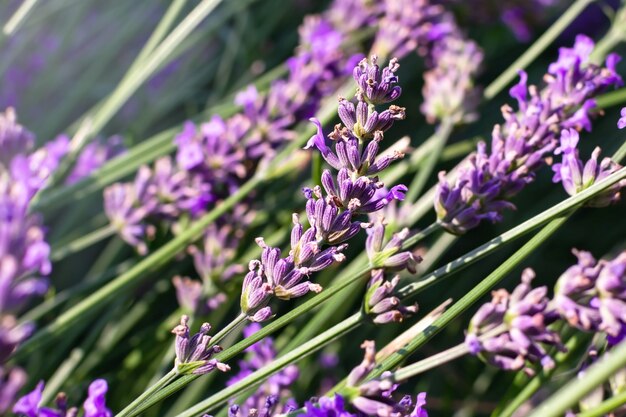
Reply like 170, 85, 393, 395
552, 128, 626, 206
364, 219, 420, 324
171, 315, 229, 375
466, 269, 564, 374
469, 248, 626, 374
13, 379, 112, 417
435, 35, 623, 234
554, 249, 626, 340
227, 324, 298, 416
341, 341, 429, 417
240, 56, 409, 322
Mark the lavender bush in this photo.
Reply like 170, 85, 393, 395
4, 1, 626, 417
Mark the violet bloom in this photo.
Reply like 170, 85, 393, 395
345, 341, 429, 417
435, 35, 622, 234
171, 315, 229, 375
554, 249, 626, 340
227, 324, 298, 417
0, 366, 26, 414
552, 129, 626, 207
240, 56, 408, 322
13, 379, 112, 417
300, 395, 357, 417
619, 107, 626, 129
466, 269, 564, 375
421, 36, 483, 125
371, 0, 454, 59
364, 219, 420, 324
66, 135, 125, 185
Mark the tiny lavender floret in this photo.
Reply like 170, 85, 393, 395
171, 315, 229, 375
466, 269, 564, 374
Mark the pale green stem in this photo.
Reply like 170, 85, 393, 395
3, 0, 38, 35
363, 216, 569, 383
115, 369, 178, 417
50, 225, 115, 261
209, 313, 247, 347
49, 0, 225, 187
404, 118, 454, 203
577, 390, 626, 417
389, 325, 507, 382
484, 0, 595, 99
589, 4, 626, 64
15, 83, 349, 359
527, 338, 626, 417
173, 314, 362, 417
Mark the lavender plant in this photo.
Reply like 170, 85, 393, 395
8, 1, 626, 417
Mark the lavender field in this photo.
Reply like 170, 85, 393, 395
3, 1, 626, 416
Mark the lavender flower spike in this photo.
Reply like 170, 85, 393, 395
345, 341, 429, 417
435, 35, 622, 234
466, 269, 564, 375
552, 128, 626, 207
171, 315, 229, 375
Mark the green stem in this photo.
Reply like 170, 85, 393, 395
528, 338, 626, 417
362, 216, 569, 383
404, 118, 454, 203
390, 342, 470, 382
15, 83, 349, 359
3, 0, 39, 35
48, 0, 226, 187
589, 4, 626, 64
115, 369, 178, 417
577, 389, 626, 417
173, 314, 363, 417
50, 225, 115, 261
209, 313, 247, 347
484, 0, 594, 99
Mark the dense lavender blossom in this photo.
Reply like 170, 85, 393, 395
240, 56, 408, 322
552, 128, 626, 206
466, 269, 564, 374
364, 219, 420, 324
435, 35, 622, 234
554, 250, 626, 339
171, 315, 229, 375
13, 379, 112, 417
227, 324, 298, 416
342, 341, 429, 417
371, 0, 454, 59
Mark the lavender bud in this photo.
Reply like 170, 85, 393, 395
171, 315, 229, 375
466, 269, 564, 375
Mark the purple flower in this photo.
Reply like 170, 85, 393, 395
345, 341, 429, 417
421, 36, 483, 125
466, 269, 564, 375
352, 56, 402, 105
435, 35, 622, 234
82, 380, 112, 417
0, 366, 26, 414
13, 379, 111, 417
227, 324, 298, 416
371, 0, 454, 59
171, 315, 229, 375
364, 271, 418, 324
552, 129, 626, 206
365, 219, 420, 273
66, 136, 125, 185
300, 395, 356, 417
618, 107, 626, 129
